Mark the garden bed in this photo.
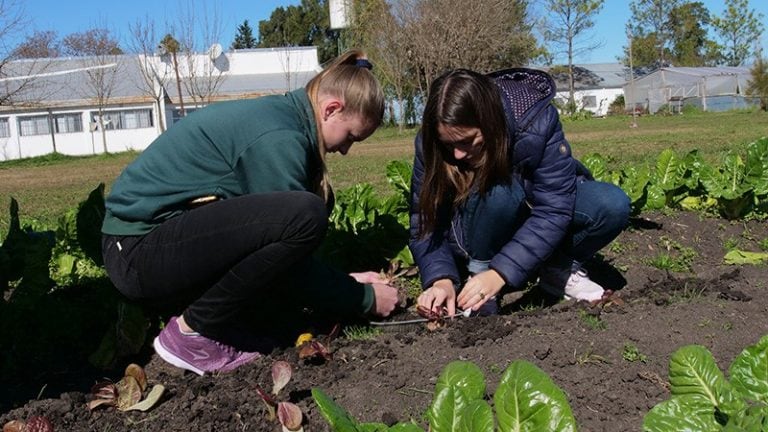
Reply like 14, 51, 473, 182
2, 210, 768, 431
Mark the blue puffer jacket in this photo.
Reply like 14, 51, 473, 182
409, 68, 582, 290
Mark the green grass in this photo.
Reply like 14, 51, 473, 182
1, 111, 768, 235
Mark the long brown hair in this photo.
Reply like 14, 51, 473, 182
306, 49, 385, 202
418, 69, 510, 234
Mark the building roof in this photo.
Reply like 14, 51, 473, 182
537, 63, 629, 91
0, 48, 320, 111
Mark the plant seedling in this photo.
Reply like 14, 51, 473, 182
87, 363, 165, 412
297, 323, 340, 363
3, 416, 54, 432
255, 361, 304, 432
622, 343, 648, 363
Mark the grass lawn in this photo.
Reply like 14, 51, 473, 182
1, 110, 767, 234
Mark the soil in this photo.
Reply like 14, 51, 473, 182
2, 210, 768, 432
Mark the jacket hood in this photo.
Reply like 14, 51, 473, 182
487, 68, 556, 132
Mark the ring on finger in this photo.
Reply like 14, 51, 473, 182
478, 291, 486, 300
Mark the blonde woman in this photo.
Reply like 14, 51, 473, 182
101, 50, 398, 375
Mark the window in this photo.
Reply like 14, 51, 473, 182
172, 108, 196, 124
581, 95, 597, 108
93, 109, 153, 130
54, 113, 83, 133
0, 118, 9, 138
18, 115, 50, 136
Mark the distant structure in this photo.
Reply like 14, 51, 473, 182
0, 46, 321, 161
623, 66, 760, 114
538, 63, 629, 117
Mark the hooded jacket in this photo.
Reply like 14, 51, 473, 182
409, 68, 583, 290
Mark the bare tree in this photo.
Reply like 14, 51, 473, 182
11, 30, 60, 58
176, 0, 228, 108
62, 28, 122, 56
70, 28, 122, 153
0, 0, 46, 107
405, 0, 538, 92
541, 0, 604, 114
128, 16, 171, 132
347, 0, 417, 131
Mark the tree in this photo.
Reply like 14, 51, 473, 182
541, 0, 605, 113
231, 19, 256, 49
257, 0, 339, 64
667, 2, 715, 66
711, 0, 764, 66
627, 0, 681, 66
174, 1, 228, 109
71, 28, 123, 154
61, 28, 122, 56
128, 16, 172, 132
747, 52, 768, 110
406, 0, 539, 92
11, 30, 60, 58
159, 33, 186, 118
346, 0, 417, 130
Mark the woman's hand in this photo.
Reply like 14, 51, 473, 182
350, 271, 390, 285
370, 283, 399, 317
417, 279, 457, 316
457, 270, 505, 312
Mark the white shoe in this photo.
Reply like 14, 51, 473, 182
539, 261, 604, 302
563, 266, 604, 301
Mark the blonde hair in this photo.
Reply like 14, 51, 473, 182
306, 49, 385, 202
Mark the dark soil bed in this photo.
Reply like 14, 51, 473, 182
2, 211, 768, 431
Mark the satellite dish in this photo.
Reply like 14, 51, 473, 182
208, 43, 223, 60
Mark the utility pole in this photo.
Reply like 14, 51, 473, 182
627, 25, 638, 128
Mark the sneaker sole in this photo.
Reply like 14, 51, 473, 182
153, 336, 206, 376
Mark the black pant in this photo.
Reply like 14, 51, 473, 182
102, 191, 328, 340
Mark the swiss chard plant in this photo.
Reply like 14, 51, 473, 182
318, 160, 413, 272
643, 334, 768, 431
312, 359, 577, 431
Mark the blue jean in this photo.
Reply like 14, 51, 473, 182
460, 179, 630, 274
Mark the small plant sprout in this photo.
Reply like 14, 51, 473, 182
297, 323, 340, 363
622, 343, 648, 363
87, 363, 165, 412
255, 361, 304, 432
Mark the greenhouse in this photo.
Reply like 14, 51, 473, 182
623, 66, 760, 114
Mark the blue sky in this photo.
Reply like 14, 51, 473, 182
21, 0, 768, 64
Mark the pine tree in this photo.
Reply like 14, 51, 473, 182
232, 20, 256, 49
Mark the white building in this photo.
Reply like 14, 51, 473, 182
540, 63, 629, 117
0, 47, 320, 161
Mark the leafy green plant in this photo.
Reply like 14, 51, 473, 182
622, 343, 648, 363
724, 249, 768, 265
312, 359, 578, 431
643, 334, 768, 431
318, 160, 412, 272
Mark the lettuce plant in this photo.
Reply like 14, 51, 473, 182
312, 359, 577, 431
643, 334, 768, 431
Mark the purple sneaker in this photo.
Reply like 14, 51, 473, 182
153, 317, 261, 376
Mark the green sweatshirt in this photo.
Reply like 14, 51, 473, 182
102, 89, 374, 315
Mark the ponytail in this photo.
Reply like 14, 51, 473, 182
307, 49, 385, 203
